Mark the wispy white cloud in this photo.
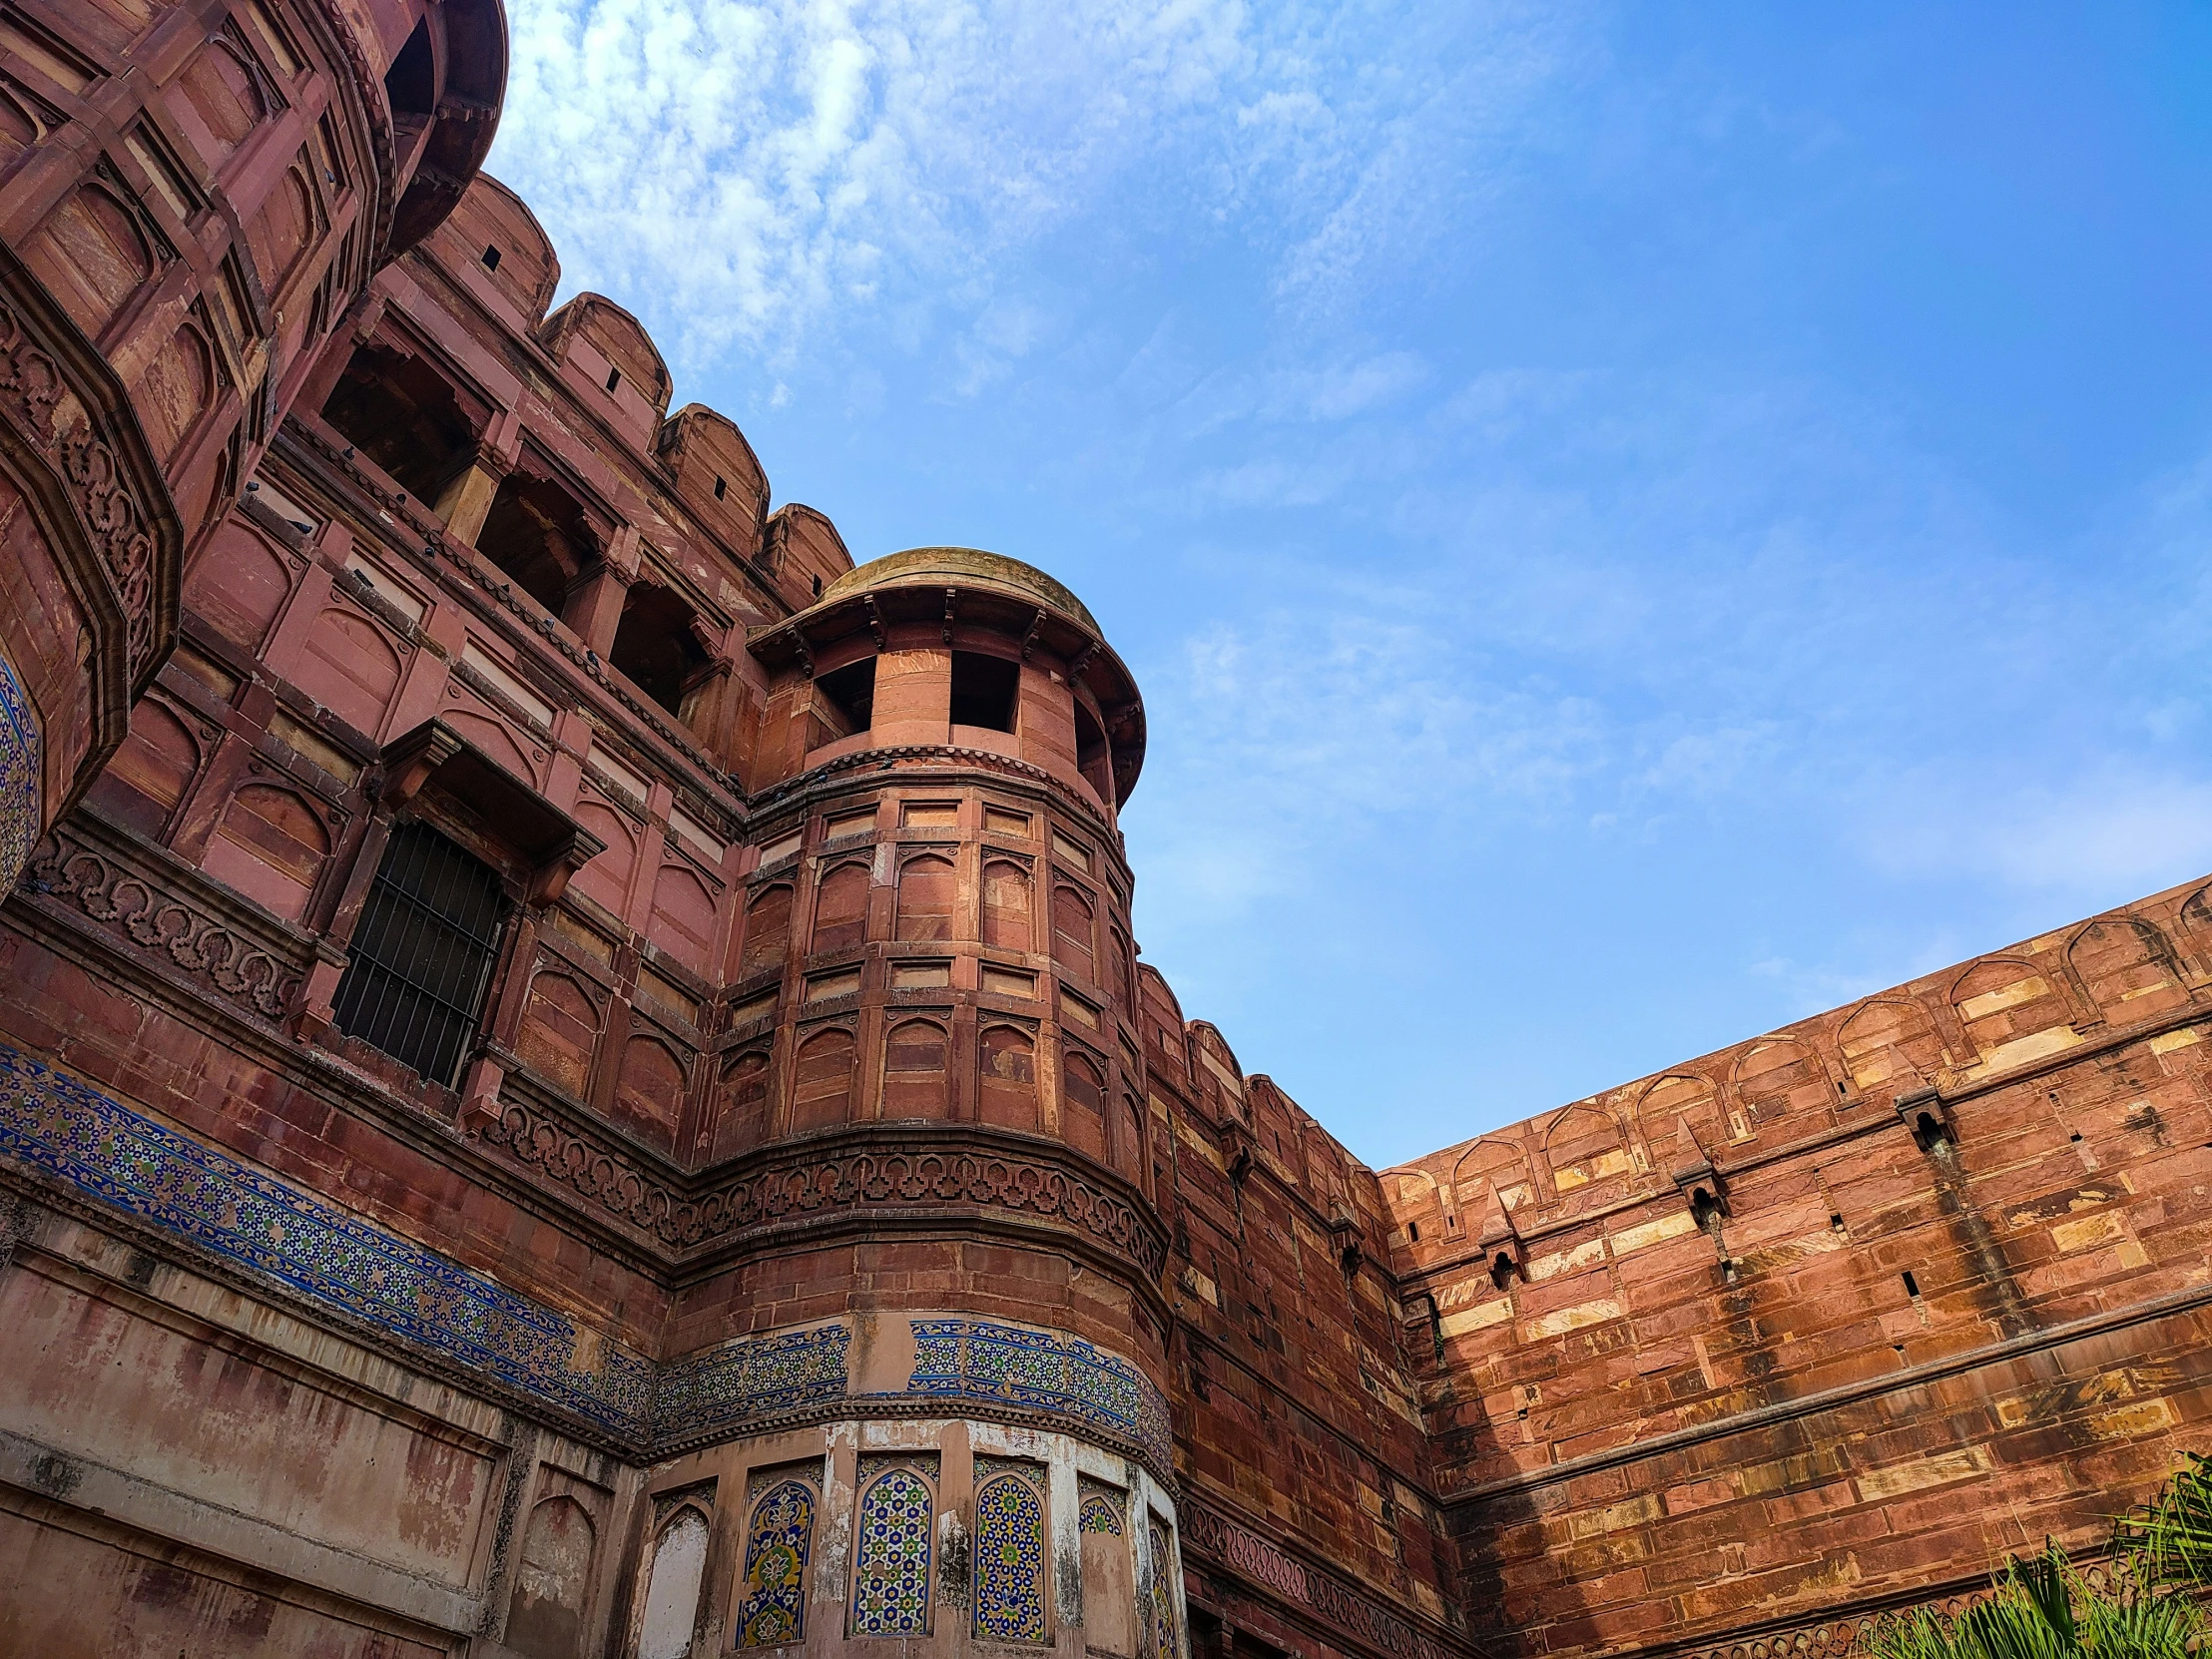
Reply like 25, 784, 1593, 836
1861, 768, 2212, 898
491, 0, 1252, 364
481, 2, 2212, 1162
488, 0, 1582, 373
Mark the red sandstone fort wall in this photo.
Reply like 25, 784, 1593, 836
0, 21, 2206, 1657
1366, 875, 2212, 1657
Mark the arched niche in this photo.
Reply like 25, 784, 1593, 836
792, 1026, 856, 1131
881, 1018, 950, 1121
979, 1023, 1039, 1131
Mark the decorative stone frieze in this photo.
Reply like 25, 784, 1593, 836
478, 1093, 1168, 1277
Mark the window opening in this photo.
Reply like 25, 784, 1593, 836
476, 470, 597, 613
1073, 697, 1112, 802
713, 475, 727, 500
605, 365, 621, 392
609, 582, 710, 717
480, 245, 501, 271
384, 19, 435, 124
1406, 1221, 1419, 1243
811, 574, 823, 598
320, 341, 477, 506
950, 651, 1018, 733
1489, 1252, 1515, 1292
331, 821, 507, 1085
1902, 1270, 1922, 1299
812, 657, 874, 740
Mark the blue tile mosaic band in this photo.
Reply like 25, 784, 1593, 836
656, 1323, 851, 1443
0, 644, 41, 892
904, 1318, 1174, 1473
0, 1042, 1173, 1466
0, 1041, 656, 1437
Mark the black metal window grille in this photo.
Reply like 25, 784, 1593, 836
331, 821, 508, 1086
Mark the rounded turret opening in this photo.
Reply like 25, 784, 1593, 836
749, 546, 1146, 806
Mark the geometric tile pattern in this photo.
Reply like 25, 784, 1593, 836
1148, 1518, 1179, 1659
1080, 1488, 1125, 1536
737, 1475, 818, 1648
656, 1324, 851, 1444
906, 1318, 1173, 1472
0, 1042, 1174, 1468
972, 1459, 1049, 1643
0, 644, 40, 892
0, 1040, 656, 1436
850, 1459, 934, 1637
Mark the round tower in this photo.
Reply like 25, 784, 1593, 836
626, 549, 1181, 1659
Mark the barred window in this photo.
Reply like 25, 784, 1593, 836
332, 821, 507, 1085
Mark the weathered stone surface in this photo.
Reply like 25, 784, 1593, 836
0, 15, 2207, 1659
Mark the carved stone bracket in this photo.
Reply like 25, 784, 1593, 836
1668, 1118, 1728, 1218
1473, 1190, 1523, 1283
379, 719, 605, 905
1896, 1084, 1952, 1153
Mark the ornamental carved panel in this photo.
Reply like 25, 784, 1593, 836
476, 1100, 1169, 1281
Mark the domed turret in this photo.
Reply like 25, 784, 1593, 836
749, 546, 1145, 812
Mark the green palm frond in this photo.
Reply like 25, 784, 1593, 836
1857, 1455, 2212, 1659
1858, 1542, 2208, 1659
1862, 1604, 1975, 1659
1861, 1549, 2084, 1659
2117, 1451, 2212, 1591
2075, 1578, 2204, 1659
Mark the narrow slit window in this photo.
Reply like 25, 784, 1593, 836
330, 822, 508, 1085
1902, 1271, 1922, 1299
481, 245, 501, 271
605, 365, 622, 392
714, 475, 727, 500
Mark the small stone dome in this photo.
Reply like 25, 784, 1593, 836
819, 547, 1102, 637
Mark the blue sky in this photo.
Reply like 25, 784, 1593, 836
486, 2, 2212, 1168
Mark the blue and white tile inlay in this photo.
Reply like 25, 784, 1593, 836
906, 1318, 1174, 1472
0, 1041, 656, 1436
0, 1043, 1173, 1467
0, 645, 41, 892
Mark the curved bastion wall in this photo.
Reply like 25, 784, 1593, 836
0, 20, 2208, 1659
